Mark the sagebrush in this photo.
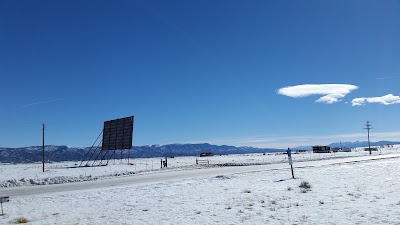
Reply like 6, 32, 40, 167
299, 181, 311, 189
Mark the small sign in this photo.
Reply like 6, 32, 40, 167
1, 196, 8, 216
287, 149, 293, 165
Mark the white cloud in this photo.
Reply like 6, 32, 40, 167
352, 94, 400, 106
277, 84, 358, 104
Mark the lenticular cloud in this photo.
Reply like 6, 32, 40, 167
277, 84, 359, 104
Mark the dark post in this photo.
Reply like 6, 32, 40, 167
287, 148, 294, 179
42, 123, 45, 172
290, 165, 294, 179
165, 157, 168, 168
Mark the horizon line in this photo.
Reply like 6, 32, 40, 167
2, 139, 400, 149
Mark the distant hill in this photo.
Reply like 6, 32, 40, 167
0, 144, 285, 163
328, 141, 400, 148
2, 140, 399, 164
291, 140, 400, 150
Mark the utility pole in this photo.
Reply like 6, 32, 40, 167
364, 121, 372, 155
42, 123, 45, 172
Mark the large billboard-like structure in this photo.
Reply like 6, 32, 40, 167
102, 116, 134, 150
80, 116, 134, 167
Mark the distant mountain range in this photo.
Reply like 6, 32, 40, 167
1, 141, 399, 163
0, 144, 283, 163
291, 140, 400, 150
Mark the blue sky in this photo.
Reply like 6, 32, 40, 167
1, 0, 400, 148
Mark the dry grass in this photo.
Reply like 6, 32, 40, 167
15, 217, 29, 223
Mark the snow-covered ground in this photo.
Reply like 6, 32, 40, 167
2, 153, 400, 224
1, 145, 399, 188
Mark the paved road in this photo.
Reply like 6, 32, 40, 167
2, 153, 400, 197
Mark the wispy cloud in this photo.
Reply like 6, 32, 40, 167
352, 94, 400, 106
377, 76, 394, 80
277, 84, 358, 104
23, 98, 64, 107
376, 74, 399, 80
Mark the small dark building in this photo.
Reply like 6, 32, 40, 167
312, 146, 331, 153
364, 147, 378, 151
199, 152, 214, 157
296, 150, 308, 153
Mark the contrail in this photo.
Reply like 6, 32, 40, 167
377, 75, 399, 80
22, 98, 64, 107
377, 76, 394, 80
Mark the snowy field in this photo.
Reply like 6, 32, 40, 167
1, 154, 400, 224
1, 145, 399, 188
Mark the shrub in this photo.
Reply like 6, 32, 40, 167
299, 181, 311, 189
287, 186, 292, 191
300, 215, 309, 222
15, 217, 29, 224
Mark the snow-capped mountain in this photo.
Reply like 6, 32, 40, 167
291, 140, 400, 150
0, 144, 284, 163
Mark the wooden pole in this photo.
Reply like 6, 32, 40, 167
368, 128, 371, 155
287, 148, 294, 179
364, 121, 372, 155
42, 123, 45, 173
